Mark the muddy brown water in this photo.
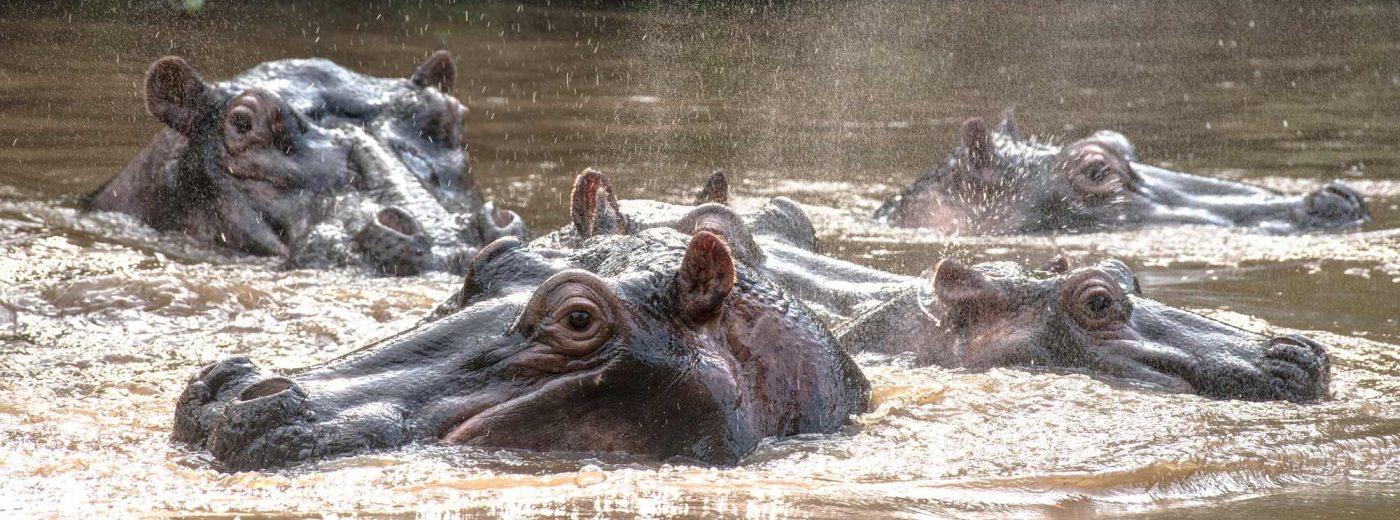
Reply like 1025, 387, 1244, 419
2, 1, 1399, 518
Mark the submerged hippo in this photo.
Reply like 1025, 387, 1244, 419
537, 169, 907, 322
86, 51, 526, 274
836, 256, 1330, 402
876, 110, 1369, 234
563, 170, 1332, 402
173, 228, 869, 470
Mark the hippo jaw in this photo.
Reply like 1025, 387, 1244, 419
173, 230, 869, 471
839, 258, 1330, 402
1111, 162, 1370, 233
1087, 299, 1330, 401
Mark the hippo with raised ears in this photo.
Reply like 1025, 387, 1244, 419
555, 169, 1332, 403
85, 51, 526, 275
527, 169, 907, 322
173, 228, 870, 471
835, 256, 1330, 402
876, 109, 1370, 234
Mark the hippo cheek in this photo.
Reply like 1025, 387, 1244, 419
441, 361, 737, 461
440, 366, 638, 453
1083, 337, 1200, 394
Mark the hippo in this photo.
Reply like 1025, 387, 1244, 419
556, 170, 1332, 402
876, 109, 1370, 234
835, 256, 1330, 402
173, 228, 870, 470
532, 169, 907, 322
85, 51, 526, 275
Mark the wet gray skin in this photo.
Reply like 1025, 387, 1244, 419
172, 228, 870, 471
559, 170, 1331, 403
876, 109, 1370, 234
84, 51, 527, 275
532, 169, 909, 322
835, 257, 1331, 403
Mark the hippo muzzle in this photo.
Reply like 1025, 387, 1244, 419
1095, 299, 1330, 402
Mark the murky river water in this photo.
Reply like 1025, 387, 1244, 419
2, 1, 1399, 517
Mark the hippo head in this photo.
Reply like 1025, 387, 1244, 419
879, 110, 1369, 234
173, 229, 869, 470
86, 52, 525, 274
837, 257, 1330, 402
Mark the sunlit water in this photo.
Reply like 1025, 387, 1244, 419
1, 1, 1398, 517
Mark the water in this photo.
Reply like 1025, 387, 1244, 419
2, 1, 1399, 517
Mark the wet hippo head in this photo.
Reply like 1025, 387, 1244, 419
838, 257, 1330, 402
173, 228, 869, 470
878, 110, 1369, 234
86, 52, 526, 274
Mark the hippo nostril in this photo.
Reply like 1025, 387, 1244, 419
1306, 182, 1368, 221
1268, 334, 1329, 361
375, 207, 423, 237
492, 206, 514, 228
1262, 334, 1331, 402
197, 356, 258, 396
237, 377, 304, 402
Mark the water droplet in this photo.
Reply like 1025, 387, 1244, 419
574, 464, 606, 487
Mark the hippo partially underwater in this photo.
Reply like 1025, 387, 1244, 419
86, 51, 526, 275
173, 228, 870, 470
877, 110, 1370, 234
557, 170, 1333, 403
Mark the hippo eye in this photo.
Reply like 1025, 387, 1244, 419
567, 310, 591, 332
1086, 292, 1112, 313
1061, 271, 1130, 331
1085, 163, 1112, 183
228, 105, 255, 134
526, 274, 618, 356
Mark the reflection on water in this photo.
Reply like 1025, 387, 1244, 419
1, 1, 1398, 517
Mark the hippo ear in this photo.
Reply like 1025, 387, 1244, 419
997, 106, 1023, 140
674, 231, 736, 323
145, 56, 214, 135
1039, 254, 1072, 274
694, 170, 730, 205
411, 50, 456, 93
929, 258, 1001, 319
956, 117, 996, 183
570, 168, 627, 238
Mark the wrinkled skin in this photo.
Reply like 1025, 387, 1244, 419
173, 228, 869, 471
877, 109, 1370, 234
836, 257, 1331, 402
85, 51, 526, 275
564, 170, 1331, 402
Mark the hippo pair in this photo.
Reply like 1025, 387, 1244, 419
86, 56, 1345, 471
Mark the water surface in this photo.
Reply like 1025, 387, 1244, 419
2, 1, 1398, 517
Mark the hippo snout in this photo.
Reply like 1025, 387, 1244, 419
172, 356, 261, 445
173, 356, 324, 471
1259, 334, 1330, 403
1301, 181, 1369, 229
